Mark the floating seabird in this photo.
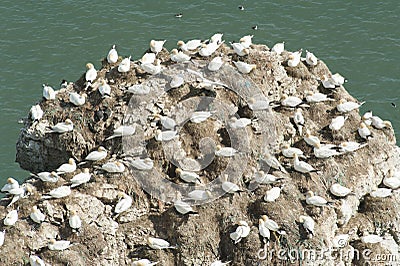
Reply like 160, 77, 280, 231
85, 63, 97, 83
1, 177, 19, 192
170, 49, 191, 62
42, 186, 71, 199
264, 186, 281, 202
177, 40, 202, 52
29, 255, 46, 266
175, 13, 183, 18
299, 215, 315, 237
230, 221, 250, 244
239, 35, 253, 49
155, 129, 178, 141
305, 191, 328, 206
132, 258, 159, 266
85, 146, 107, 161
336, 99, 365, 113
304, 130, 320, 147
4, 209, 18, 226
281, 143, 305, 159
128, 158, 154, 171
371, 116, 391, 129
330, 183, 352, 197
293, 108, 304, 135
70, 168, 91, 188
48, 239, 72, 251
48, 119, 74, 133
56, 158, 76, 174
147, 236, 175, 249
114, 192, 132, 214
210, 33, 224, 44
305, 91, 335, 103
150, 39, 166, 54
140, 53, 156, 65
31, 171, 59, 183
208, 56, 224, 71
141, 59, 162, 75
42, 84, 56, 100
252, 25, 258, 30
127, 84, 151, 95
69, 92, 86, 106
176, 168, 201, 183
305, 50, 318, 66
190, 111, 212, 123
271, 41, 284, 55
30, 104, 43, 121
238, 5, 244, 10
228, 117, 251, 129
69, 210, 82, 230
107, 45, 118, 64
294, 154, 316, 173
215, 145, 237, 157
233, 60, 256, 74
106, 125, 136, 140
248, 97, 268, 111
118, 56, 131, 73
98, 79, 111, 97
281, 94, 302, 107
288, 49, 302, 67
102, 161, 125, 173
230, 42, 249, 56
370, 187, 392, 198
358, 122, 371, 140
30, 206, 46, 224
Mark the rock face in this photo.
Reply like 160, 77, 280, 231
1, 40, 399, 265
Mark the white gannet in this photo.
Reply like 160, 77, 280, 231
174, 198, 196, 215
281, 143, 305, 159
281, 94, 302, 107
221, 175, 242, 193
305, 91, 335, 103
199, 41, 222, 57
230, 42, 249, 56
337, 99, 365, 113
264, 186, 281, 202
170, 75, 185, 88
170, 49, 191, 62
7, 184, 32, 207
85, 146, 107, 161
190, 111, 212, 123
321, 75, 336, 89
252, 171, 282, 184
114, 192, 132, 214
107, 44, 118, 64
338, 141, 367, 153
1, 177, 19, 192
331, 73, 346, 86
360, 233, 383, 244
154, 114, 176, 130
293, 108, 305, 136
30, 104, 43, 121
98, 79, 111, 97
177, 39, 202, 52
383, 170, 400, 189
261, 215, 281, 232
211, 260, 231, 266
305, 191, 327, 206
176, 168, 201, 183
140, 53, 156, 65
0, 230, 4, 246
69, 210, 82, 230
362, 110, 373, 126
288, 49, 302, 67
70, 168, 91, 188
332, 234, 350, 248
4, 209, 18, 226
48, 239, 72, 251
370, 187, 392, 198
313, 143, 340, 159
230, 221, 250, 244
56, 158, 76, 174
188, 189, 211, 201
210, 33, 224, 44
228, 117, 251, 129
371, 116, 392, 129
239, 35, 253, 49
155, 129, 178, 142
118, 56, 131, 73
358, 122, 371, 140
304, 130, 320, 147
106, 125, 136, 140
215, 145, 237, 157
141, 59, 162, 75
271, 41, 285, 55
128, 158, 154, 171
85, 63, 97, 83
32, 171, 59, 183
329, 116, 347, 131
294, 154, 316, 173
42, 186, 71, 199
102, 161, 125, 173
127, 84, 151, 95
248, 97, 269, 111
132, 259, 159, 266
29, 255, 46, 266
48, 119, 74, 133
233, 61, 256, 74
42, 84, 56, 100
30, 206, 46, 224
263, 153, 287, 173
258, 218, 270, 240
69, 92, 86, 106
147, 236, 175, 249
299, 215, 315, 237
150, 39, 166, 54
330, 183, 352, 197
208, 56, 224, 71
305, 50, 318, 66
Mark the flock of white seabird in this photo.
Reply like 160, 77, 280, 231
1, 31, 397, 265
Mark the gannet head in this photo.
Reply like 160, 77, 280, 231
86, 63, 94, 69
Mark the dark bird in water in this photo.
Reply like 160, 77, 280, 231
175, 13, 182, 18
238, 5, 244, 11
252, 25, 258, 30
391, 102, 396, 108
60, 79, 68, 88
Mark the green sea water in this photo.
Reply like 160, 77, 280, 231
0, 1, 399, 185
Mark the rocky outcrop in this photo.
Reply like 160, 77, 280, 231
1, 40, 399, 265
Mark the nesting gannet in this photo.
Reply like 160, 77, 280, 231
155, 129, 178, 142
252, 171, 282, 184
281, 143, 305, 159
371, 116, 391, 129
7, 184, 32, 207
208, 56, 224, 71
305, 191, 327, 206
102, 161, 125, 173
293, 108, 305, 135
271, 41, 285, 55
69, 210, 82, 230
118, 56, 131, 73
230, 221, 250, 244
30, 206, 46, 224
331, 73, 346, 86
141, 59, 162, 75
1, 177, 19, 192
29, 255, 45, 266
98, 79, 111, 97
69, 92, 86, 106
383, 170, 400, 189
332, 234, 349, 248
361, 233, 383, 244
176, 168, 201, 183
263, 154, 287, 173
48, 239, 72, 251
321, 75, 336, 89
228, 117, 251, 129
140, 53, 156, 65
42, 186, 71, 199
215, 145, 237, 157
154, 114, 176, 130
233, 61, 256, 74
230, 42, 249, 56
128, 158, 154, 171
132, 259, 159, 266
281, 94, 302, 107
261, 215, 281, 232
56, 158, 76, 174
170, 75, 185, 88
177, 39, 202, 52
305, 50, 318, 66
106, 125, 136, 140
107, 44, 118, 64
85, 146, 107, 161
248, 97, 269, 111
313, 143, 340, 159
0, 230, 4, 247
337, 99, 365, 113
70, 168, 91, 188
32, 171, 59, 182
358, 122, 371, 140
48, 119, 74, 133
305, 91, 335, 103
190, 111, 212, 123
150, 39, 166, 54
288, 49, 302, 67
174, 198, 196, 215
221, 175, 242, 193
170, 49, 191, 62
338, 141, 367, 153
85, 63, 97, 83
258, 218, 270, 239
362, 110, 373, 126
147, 236, 175, 249
264, 186, 281, 202
304, 130, 320, 147
329, 116, 347, 131
188, 189, 211, 201
210, 33, 224, 44
114, 192, 132, 214
4, 209, 18, 226
199, 41, 222, 57
299, 215, 315, 237
330, 183, 352, 197
239, 35, 253, 49
211, 260, 231, 266
370, 187, 392, 198
30, 104, 43, 121
42, 84, 56, 100
127, 84, 151, 95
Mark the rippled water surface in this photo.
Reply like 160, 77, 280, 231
0, 0, 399, 184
